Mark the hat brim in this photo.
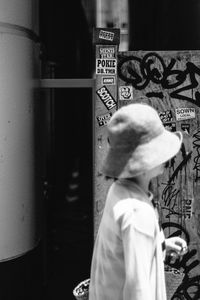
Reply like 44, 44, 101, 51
102, 130, 183, 178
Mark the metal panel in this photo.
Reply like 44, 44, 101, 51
40, 78, 95, 89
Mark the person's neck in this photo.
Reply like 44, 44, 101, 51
127, 176, 151, 196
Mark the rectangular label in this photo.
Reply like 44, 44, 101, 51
163, 122, 176, 132
93, 28, 120, 45
96, 112, 112, 126
181, 123, 190, 134
96, 59, 117, 75
159, 110, 173, 123
96, 86, 116, 110
175, 108, 195, 121
99, 30, 114, 41
102, 77, 115, 85
119, 86, 133, 100
99, 47, 115, 59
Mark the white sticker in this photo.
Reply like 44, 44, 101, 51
102, 77, 115, 85
96, 59, 117, 75
99, 30, 114, 41
175, 107, 195, 121
99, 47, 115, 59
97, 112, 112, 126
119, 86, 133, 100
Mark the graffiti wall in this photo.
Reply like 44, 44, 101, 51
94, 30, 200, 299
117, 51, 200, 300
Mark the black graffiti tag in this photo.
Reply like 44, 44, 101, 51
168, 150, 192, 185
118, 52, 200, 107
162, 182, 180, 218
170, 249, 200, 300
162, 223, 200, 300
161, 144, 192, 218
193, 130, 200, 182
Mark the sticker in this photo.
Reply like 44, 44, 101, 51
175, 108, 195, 121
99, 30, 114, 41
96, 59, 117, 75
181, 124, 190, 134
159, 110, 173, 123
163, 122, 176, 132
182, 199, 193, 219
99, 47, 115, 59
102, 77, 115, 85
93, 28, 120, 45
96, 112, 112, 127
119, 86, 133, 100
96, 86, 116, 110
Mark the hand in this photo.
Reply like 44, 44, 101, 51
165, 237, 188, 256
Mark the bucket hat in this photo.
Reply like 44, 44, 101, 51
102, 103, 182, 178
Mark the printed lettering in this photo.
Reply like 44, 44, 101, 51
96, 86, 116, 110
99, 30, 114, 41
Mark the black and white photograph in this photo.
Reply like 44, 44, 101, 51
0, 1, 200, 300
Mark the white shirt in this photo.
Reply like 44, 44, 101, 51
89, 179, 166, 300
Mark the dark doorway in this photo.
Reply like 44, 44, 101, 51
39, 1, 94, 299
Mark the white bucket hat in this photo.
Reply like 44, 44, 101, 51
102, 103, 182, 178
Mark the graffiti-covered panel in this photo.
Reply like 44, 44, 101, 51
117, 51, 200, 300
94, 49, 200, 299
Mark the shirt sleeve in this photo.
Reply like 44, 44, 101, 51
116, 201, 156, 300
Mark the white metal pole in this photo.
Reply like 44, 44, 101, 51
0, 0, 41, 261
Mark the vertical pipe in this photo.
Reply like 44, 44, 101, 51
0, 0, 41, 261
96, 0, 103, 27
